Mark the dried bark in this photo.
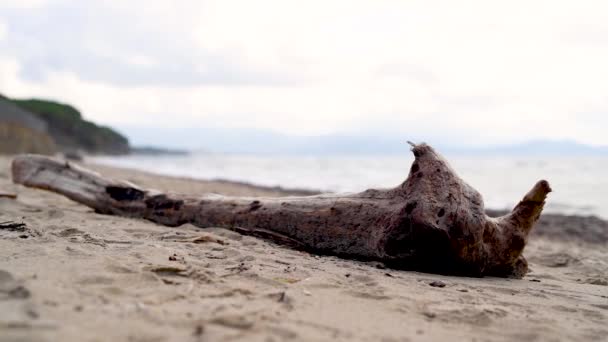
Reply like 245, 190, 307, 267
11, 143, 551, 277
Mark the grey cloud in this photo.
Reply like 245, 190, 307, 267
0, 2, 298, 86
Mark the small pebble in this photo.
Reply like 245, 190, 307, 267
423, 311, 436, 319
193, 324, 205, 336
429, 281, 446, 288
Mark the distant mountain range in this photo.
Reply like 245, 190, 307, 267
117, 125, 608, 156
444, 140, 608, 156
4, 90, 604, 157
3, 92, 606, 157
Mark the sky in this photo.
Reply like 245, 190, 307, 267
0, 0, 607, 148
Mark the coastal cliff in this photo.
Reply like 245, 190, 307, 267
0, 96, 56, 155
0, 94, 129, 155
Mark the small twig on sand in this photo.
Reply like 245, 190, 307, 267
0, 221, 27, 231
0, 192, 17, 199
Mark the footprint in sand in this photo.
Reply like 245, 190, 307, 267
0, 269, 43, 333
340, 273, 390, 300
0, 269, 31, 300
348, 274, 378, 286
65, 245, 92, 257
53, 227, 107, 247
47, 209, 65, 219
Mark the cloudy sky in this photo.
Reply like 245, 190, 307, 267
0, 0, 607, 147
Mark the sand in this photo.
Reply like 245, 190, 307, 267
1, 157, 607, 342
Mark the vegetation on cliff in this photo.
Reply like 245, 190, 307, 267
10, 98, 130, 155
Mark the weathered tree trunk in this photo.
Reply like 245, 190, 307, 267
11, 144, 551, 278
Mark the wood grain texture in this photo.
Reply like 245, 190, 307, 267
11, 143, 551, 277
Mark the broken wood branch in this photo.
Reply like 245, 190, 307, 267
11, 143, 551, 277
0, 221, 27, 231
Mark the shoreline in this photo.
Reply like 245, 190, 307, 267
87, 160, 321, 197
1, 156, 607, 341
90, 158, 608, 245
88, 153, 608, 221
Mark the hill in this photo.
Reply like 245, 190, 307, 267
0, 95, 57, 155
117, 124, 608, 156
9, 97, 129, 155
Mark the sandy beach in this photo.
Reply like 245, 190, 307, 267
1, 157, 607, 342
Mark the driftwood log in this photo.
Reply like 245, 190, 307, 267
11, 144, 551, 278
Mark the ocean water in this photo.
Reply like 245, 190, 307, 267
90, 153, 608, 219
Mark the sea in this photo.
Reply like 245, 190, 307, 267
90, 153, 608, 219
